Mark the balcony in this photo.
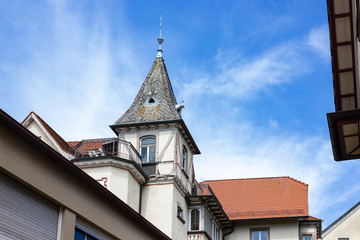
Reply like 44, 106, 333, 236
70, 138, 142, 167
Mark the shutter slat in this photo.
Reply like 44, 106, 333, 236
0, 172, 59, 240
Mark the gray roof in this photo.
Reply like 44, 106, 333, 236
114, 57, 181, 126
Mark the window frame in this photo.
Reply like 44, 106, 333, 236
182, 146, 188, 170
302, 234, 313, 240
189, 208, 201, 231
177, 205, 185, 224
74, 228, 99, 240
212, 223, 220, 240
140, 136, 156, 163
250, 227, 270, 240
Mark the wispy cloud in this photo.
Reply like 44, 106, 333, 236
193, 115, 360, 226
1, 1, 147, 140
182, 42, 310, 100
306, 25, 330, 62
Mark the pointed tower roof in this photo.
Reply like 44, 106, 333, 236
111, 26, 200, 154
113, 57, 181, 125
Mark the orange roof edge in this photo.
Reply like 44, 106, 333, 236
201, 176, 308, 186
201, 176, 310, 221
22, 111, 72, 155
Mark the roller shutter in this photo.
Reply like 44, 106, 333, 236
0, 171, 59, 240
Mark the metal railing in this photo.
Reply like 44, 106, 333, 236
118, 139, 142, 167
199, 184, 215, 196
71, 138, 142, 167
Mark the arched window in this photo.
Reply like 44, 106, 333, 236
140, 137, 156, 163
182, 147, 188, 170
190, 208, 200, 230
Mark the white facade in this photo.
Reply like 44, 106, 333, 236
322, 202, 360, 240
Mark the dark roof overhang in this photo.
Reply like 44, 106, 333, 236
0, 108, 171, 240
110, 119, 201, 154
327, 109, 360, 161
327, 0, 359, 112
187, 194, 232, 228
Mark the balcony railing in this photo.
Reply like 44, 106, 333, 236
71, 138, 142, 167
118, 139, 142, 167
199, 184, 215, 196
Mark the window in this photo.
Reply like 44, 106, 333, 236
182, 147, 187, 169
177, 205, 185, 223
303, 235, 312, 240
213, 224, 220, 240
338, 238, 349, 240
74, 228, 98, 240
190, 208, 200, 230
140, 137, 156, 162
251, 228, 269, 240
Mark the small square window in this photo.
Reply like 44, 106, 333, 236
177, 205, 185, 224
303, 235, 312, 240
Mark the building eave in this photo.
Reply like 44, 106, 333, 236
72, 155, 149, 182
327, 109, 360, 161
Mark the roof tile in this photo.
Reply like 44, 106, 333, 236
201, 176, 309, 220
113, 57, 181, 126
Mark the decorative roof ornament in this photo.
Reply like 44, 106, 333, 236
156, 15, 164, 58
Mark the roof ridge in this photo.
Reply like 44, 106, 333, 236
201, 176, 306, 184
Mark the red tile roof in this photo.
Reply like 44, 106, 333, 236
68, 138, 118, 158
22, 112, 73, 155
201, 176, 309, 220
69, 140, 104, 156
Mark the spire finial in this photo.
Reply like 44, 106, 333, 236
157, 15, 164, 58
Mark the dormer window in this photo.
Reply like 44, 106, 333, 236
145, 96, 158, 105
140, 137, 156, 162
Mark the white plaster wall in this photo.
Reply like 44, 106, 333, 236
227, 221, 299, 240
141, 182, 188, 240
27, 121, 58, 152
125, 169, 141, 212
172, 185, 188, 240
299, 224, 317, 239
141, 183, 174, 237
120, 132, 138, 149
158, 162, 174, 175
323, 205, 360, 240
158, 129, 175, 162
81, 166, 140, 212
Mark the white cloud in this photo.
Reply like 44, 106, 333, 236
193, 118, 360, 226
307, 25, 330, 62
182, 42, 310, 100
1, 1, 147, 140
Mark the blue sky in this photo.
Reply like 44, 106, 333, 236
1, 0, 360, 229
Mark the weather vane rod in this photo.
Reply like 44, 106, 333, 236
157, 15, 164, 58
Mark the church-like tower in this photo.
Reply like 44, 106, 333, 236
110, 30, 200, 239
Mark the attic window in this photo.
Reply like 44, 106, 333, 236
145, 96, 158, 105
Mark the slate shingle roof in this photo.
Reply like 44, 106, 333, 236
114, 57, 181, 126
201, 176, 309, 220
